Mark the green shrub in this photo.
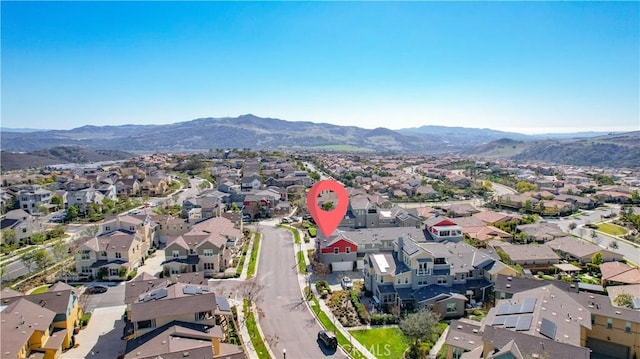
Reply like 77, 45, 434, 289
80, 312, 92, 327
308, 227, 317, 237
350, 290, 370, 324
370, 313, 398, 325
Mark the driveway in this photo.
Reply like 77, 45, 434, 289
63, 282, 127, 358
256, 225, 347, 358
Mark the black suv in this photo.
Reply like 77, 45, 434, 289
317, 330, 338, 349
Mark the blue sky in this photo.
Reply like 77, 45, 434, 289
2, 1, 638, 134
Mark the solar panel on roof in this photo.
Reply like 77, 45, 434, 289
540, 318, 557, 339
504, 316, 519, 328
522, 298, 537, 313
508, 303, 523, 314
491, 316, 506, 326
496, 303, 510, 316
515, 315, 533, 331
183, 285, 198, 295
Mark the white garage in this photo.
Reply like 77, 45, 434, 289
356, 259, 365, 270
331, 261, 354, 272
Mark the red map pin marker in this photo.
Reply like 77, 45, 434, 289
306, 180, 348, 238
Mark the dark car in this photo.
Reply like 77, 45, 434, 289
317, 330, 338, 349
85, 285, 108, 294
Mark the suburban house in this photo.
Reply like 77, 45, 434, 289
115, 178, 141, 196
123, 321, 245, 359
0, 282, 82, 359
101, 214, 156, 252
139, 176, 168, 197
546, 236, 624, 264
75, 230, 147, 281
424, 216, 464, 242
66, 188, 105, 215
362, 237, 515, 317
16, 185, 53, 215
599, 261, 640, 286
490, 276, 640, 359
163, 216, 243, 277
487, 241, 560, 269
0, 209, 40, 245
123, 276, 238, 349
515, 222, 565, 242
315, 227, 427, 272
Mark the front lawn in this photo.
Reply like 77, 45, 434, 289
597, 223, 627, 236
29, 285, 49, 294
310, 296, 366, 359
243, 300, 270, 359
350, 327, 408, 359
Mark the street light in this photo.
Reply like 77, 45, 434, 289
283, 348, 286, 359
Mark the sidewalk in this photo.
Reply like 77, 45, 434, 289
230, 298, 259, 359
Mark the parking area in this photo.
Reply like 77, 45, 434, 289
62, 305, 127, 358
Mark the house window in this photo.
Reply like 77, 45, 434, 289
105, 226, 111, 232
334, 248, 339, 254
203, 249, 214, 257
397, 278, 401, 284
172, 250, 180, 258
625, 321, 631, 333
437, 276, 447, 284
446, 302, 457, 313
101, 251, 107, 257
405, 278, 409, 284
130, 226, 135, 231
137, 319, 156, 329
170, 267, 179, 274
195, 311, 213, 321
591, 314, 595, 324
190, 249, 195, 255
81, 266, 91, 274
607, 318, 613, 329
115, 252, 122, 259
204, 263, 214, 270
109, 268, 119, 276
346, 247, 351, 254
81, 250, 90, 260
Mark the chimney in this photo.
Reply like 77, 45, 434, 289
398, 236, 404, 254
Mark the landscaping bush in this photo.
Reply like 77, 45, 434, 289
80, 312, 92, 327
308, 227, 317, 237
315, 280, 331, 294
350, 290, 370, 324
370, 313, 398, 325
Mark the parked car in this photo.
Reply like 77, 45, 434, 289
85, 285, 108, 294
341, 276, 353, 290
318, 330, 338, 349
281, 217, 292, 224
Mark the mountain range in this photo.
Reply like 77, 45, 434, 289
0, 115, 637, 168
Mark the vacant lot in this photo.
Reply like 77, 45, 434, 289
349, 327, 408, 359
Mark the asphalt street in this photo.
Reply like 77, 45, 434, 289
256, 225, 346, 359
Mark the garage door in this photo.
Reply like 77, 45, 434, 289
356, 260, 364, 270
332, 261, 353, 272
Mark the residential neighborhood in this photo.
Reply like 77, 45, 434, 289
1, 150, 639, 359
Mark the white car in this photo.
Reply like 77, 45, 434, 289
341, 277, 353, 290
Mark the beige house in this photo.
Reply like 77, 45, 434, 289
75, 230, 146, 280
140, 176, 168, 196
163, 217, 243, 277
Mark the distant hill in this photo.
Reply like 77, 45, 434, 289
0, 115, 442, 153
0, 146, 133, 171
467, 132, 640, 168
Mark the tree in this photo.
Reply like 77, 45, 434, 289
400, 307, 441, 349
51, 240, 70, 280
237, 279, 264, 304
51, 194, 63, 206
321, 201, 334, 211
609, 240, 619, 249
66, 205, 79, 221
591, 230, 598, 240
1, 229, 17, 245
569, 222, 577, 232
591, 252, 603, 265
21, 251, 36, 273
614, 292, 634, 308
31, 232, 46, 245
230, 203, 240, 213
33, 249, 52, 272
81, 225, 99, 238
